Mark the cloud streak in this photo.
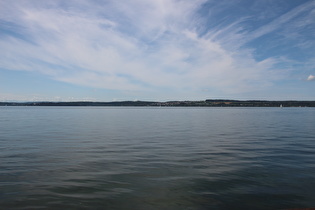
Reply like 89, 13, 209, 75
0, 0, 314, 100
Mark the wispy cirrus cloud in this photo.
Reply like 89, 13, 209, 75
0, 0, 314, 100
246, 1, 315, 43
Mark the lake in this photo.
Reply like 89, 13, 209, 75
1, 107, 315, 209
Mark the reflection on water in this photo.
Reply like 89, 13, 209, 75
1, 107, 315, 209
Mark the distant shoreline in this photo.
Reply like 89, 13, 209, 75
1, 100, 315, 107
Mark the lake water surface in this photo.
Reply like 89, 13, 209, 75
1, 107, 315, 209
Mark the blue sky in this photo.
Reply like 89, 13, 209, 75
0, 0, 314, 101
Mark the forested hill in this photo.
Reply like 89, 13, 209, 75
1, 100, 315, 107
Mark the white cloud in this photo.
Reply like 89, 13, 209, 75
0, 0, 313, 99
307, 75, 315, 81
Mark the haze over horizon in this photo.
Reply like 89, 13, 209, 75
1, 0, 314, 102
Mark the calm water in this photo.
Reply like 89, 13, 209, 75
0, 107, 315, 209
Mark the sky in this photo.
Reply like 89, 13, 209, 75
0, 0, 314, 102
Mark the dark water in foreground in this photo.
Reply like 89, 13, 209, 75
0, 107, 315, 209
